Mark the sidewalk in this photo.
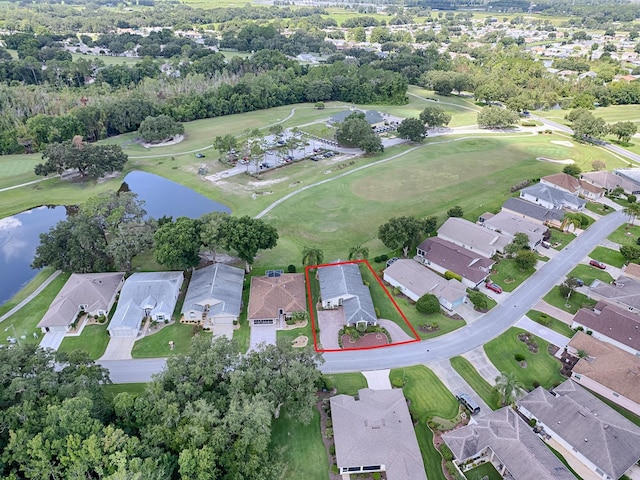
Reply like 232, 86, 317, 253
0, 270, 62, 323
532, 300, 575, 325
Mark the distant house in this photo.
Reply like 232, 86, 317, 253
501, 197, 565, 228
329, 109, 387, 127
517, 380, 640, 480
248, 273, 306, 328
568, 332, 640, 416
443, 407, 575, 480
38, 272, 124, 334
519, 183, 586, 211
108, 272, 184, 338
613, 168, 640, 194
318, 263, 377, 326
331, 388, 427, 480
437, 217, 510, 257
541, 172, 604, 200
416, 237, 494, 288
181, 264, 244, 339
572, 297, 640, 356
383, 259, 466, 310
478, 211, 548, 249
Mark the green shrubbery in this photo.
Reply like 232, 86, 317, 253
445, 270, 462, 281
468, 290, 488, 310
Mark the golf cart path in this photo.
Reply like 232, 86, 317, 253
0, 270, 62, 323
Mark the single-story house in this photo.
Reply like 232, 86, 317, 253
501, 197, 565, 228
330, 388, 427, 480
623, 262, 640, 280
108, 271, 184, 338
581, 171, 640, 195
478, 211, 548, 249
442, 407, 575, 480
540, 172, 604, 200
517, 380, 640, 480
318, 263, 377, 326
573, 297, 640, 356
519, 183, 586, 211
614, 168, 640, 194
38, 272, 124, 334
181, 264, 244, 339
383, 259, 466, 310
437, 217, 510, 258
248, 273, 306, 328
568, 332, 640, 417
416, 237, 494, 288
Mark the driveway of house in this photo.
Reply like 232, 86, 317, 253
427, 359, 491, 417
249, 325, 277, 350
362, 369, 391, 389
39, 332, 65, 351
515, 316, 571, 349
317, 309, 344, 350
453, 303, 482, 324
378, 319, 415, 343
100, 337, 136, 361
461, 347, 501, 386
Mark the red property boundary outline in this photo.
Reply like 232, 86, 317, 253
305, 259, 420, 353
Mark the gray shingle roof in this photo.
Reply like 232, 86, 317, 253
438, 217, 511, 256
331, 389, 427, 480
318, 263, 377, 324
416, 237, 494, 285
517, 380, 640, 480
502, 197, 565, 223
182, 264, 244, 317
520, 183, 586, 210
443, 407, 575, 480
383, 259, 466, 304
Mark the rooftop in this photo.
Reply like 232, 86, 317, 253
417, 237, 494, 285
501, 197, 565, 223
520, 183, 587, 210
318, 263, 377, 324
438, 217, 510, 255
248, 273, 306, 320
574, 295, 640, 351
542, 173, 581, 194
383, 259, 465, 304
581, 171, 639, 193
182, 263, 244, 317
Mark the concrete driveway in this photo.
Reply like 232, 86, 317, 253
362, 369, 391, 389
427, 359, 491, 417
39, 332, 65, 351
317, 309, 344, 350
249, 325, 276, 351
100, 337, 136, 361
461, 347, 501, 386
515, 316, 571, 350
378, 319, 415, 343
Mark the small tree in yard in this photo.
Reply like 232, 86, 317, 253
559, 277, 582, 303
416, 294, 441, 314
514, 250, 537, 270
447, 205, 464, 218
562, 164, 582, 177
504, 232, 530, 257
468, 290, 488, 311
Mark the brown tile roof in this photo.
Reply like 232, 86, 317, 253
248, 274, 306, 320
581, 171, 638, 193
573, 300, 640, 351
569, 332, 640, 405
579, 181, 604, 194
417, 237, 494, 285
542, 173, 580, 194
625, 263, 640, 280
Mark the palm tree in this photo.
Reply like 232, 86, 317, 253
348, 244, 369, 260
560, 212, 583, 232
302, 247, 324, 269
494, 372, 524, 407
624, 202, 640, 226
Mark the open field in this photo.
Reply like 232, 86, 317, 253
543, 286, 596, 314
526, 310, 575, 338
0, 153, 42, 189
588, 246, 625, 268
608, 223, 640, 247
450, 356, 500, 410
567, 264, 614, 287
484, 327, 565, 390
58, 323, 110, 360
537, 105, 640, 126
323, 372, 367, 396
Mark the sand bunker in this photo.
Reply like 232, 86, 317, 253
536, 157, 575, 164
141, 135, 185, 148
551, 140, 574, 148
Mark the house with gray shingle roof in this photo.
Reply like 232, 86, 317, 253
248, 273, 306, 328
517, 380, 640, 480
38, 272, 124, 333
438, 217, 510, 257
181, 264, 244, 339
501, 197, 565, 228
318, 263, 377, 326
331, 388, 427, 480
443, 406, 576, 480
478, 211, 548, 249
108, 271, 183, 338
520, 183, 586, 211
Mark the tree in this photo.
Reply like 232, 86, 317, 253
302, 247, 324, 268
514, 250, 537, 270
153, 217, 202, 270
419, 105, 451, 128
504, 232, 530, 257
358, 134, 383, 154
567, 109, 608, 141
336, 113, 382, 153
138, 115, 184, 143
559, 277, 582, 302
561, 212, 584, 232
106, 222, 154, 272
609, 121, 637, 144
624, 202, 640, 226
378, 216, 430, 257
620, 245, 640, 264
494, 372, 523, 406
477, 106, 519, 129
396, 118, 426, 142
416, 294, 441, 314
421, 70, 454, 95
34, 140, 127, 178
447, 205, 464, 218
562, 164, 582, 177
218, 216, 278, 272
348, 244, 369, 260
213, 134, 237, 156
268, 124, 284, 136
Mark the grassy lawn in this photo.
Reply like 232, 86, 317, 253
526, 310, 575, 338
323, 372, 368, 396
300, 123, 336, 141
589, 246, 626, 268
464, 462, 502, 480
0, 153, 42, 189
0, 273, 70, 348
567, 264, 614, 287
489, 258, 535, 293
234, 282, 251, 354
58, 324, 110, 360
608, 223, 640, 248
415, 423, 446, 480
585, 202, 612, 216
271, 409, 328, 480
543, 286, 596, 314
466, 289, 497, 311
131, 322, 206, 358
103, 383, 147, 399
549, 229, 575, 250
484, 327, 565, 390
0, 266, 56, 318
450, 356, 500, 410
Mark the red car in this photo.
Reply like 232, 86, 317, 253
589, 260, 606, 269
485, 282, 503, 294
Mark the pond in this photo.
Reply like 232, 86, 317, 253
0, 171, 230, 306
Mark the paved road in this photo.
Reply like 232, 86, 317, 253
100, 358, 167, 383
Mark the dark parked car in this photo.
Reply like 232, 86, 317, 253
589, 260, 606, 269
195, 153, 205, 158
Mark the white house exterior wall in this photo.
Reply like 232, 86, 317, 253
570, 321, 640, 356
570, 373, 640, 417
520, 191, 556, 210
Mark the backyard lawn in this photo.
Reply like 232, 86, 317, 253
589, 246, 626, 268
489, 258, 535, 293
567, 264, 614, 287
58, 324, 110, 360
483, 327, 565, 390
323, 372, 368, 396
271, 409, 328, 480
543, 286, 596, 314
608, 223, 640, 248
450, 356, 500, 411
526, 310, 575, 338
464, 462, 502, 480
131, 322, 205, 358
